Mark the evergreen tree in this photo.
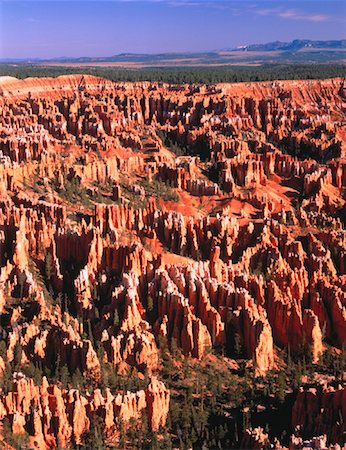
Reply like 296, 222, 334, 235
277, 371, 286, 403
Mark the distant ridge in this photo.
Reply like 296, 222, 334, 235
228, 39, 346, 52
1, 39, 345, 66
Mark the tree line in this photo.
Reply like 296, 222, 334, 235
0, 63, 345, 84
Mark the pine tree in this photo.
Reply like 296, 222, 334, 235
13, 340, 23, 370
234, 333, 243, 356
147, 296, 153, 312
18, 271, 26, 301
71, 368, 83, 389
277, 371, 286, 403
60, 365, 70, 388
45, 252, 53, 281
113, 309, 119, 327
87, 319, 94, 346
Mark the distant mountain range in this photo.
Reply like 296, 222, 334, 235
229, 39, 346, 52
1, 39, 346, 66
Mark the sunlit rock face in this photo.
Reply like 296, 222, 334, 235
0, 74, 344, 448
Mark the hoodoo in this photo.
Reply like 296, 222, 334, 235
0, 74, 344, 448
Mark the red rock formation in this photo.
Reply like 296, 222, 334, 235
241, 427, 269, 449
0, 373, 169, 449
0, 74, 345, 447
292, 384, 346, 445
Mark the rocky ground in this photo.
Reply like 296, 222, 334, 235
0, 74, 345, 449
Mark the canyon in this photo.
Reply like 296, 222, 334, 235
0, 74, 345, 449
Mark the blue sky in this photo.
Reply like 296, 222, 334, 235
0, 0, 345, 58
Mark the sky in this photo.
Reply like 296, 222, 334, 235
0, 0, 345, 59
